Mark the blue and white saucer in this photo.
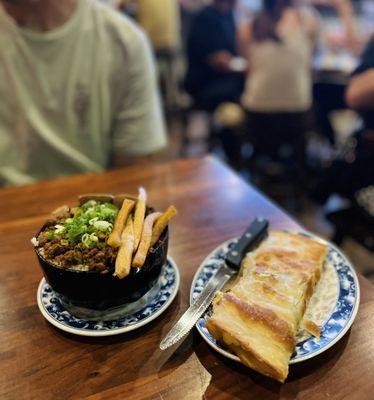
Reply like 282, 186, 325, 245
191, 232, 360, 364
37, 257, 180, 337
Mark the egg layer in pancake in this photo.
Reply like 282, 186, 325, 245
206, 231, 328, 383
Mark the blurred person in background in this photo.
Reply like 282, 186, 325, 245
311, 0, 364, 55
346, 36, 374, 123
238, 0, 318, 170
184, 0, 245, 111
0, 0, 166, 186
344, 34, 374, 192
314, 35, 374, 204
235, 0, 261, 24
311, 0, 364, 146
179, 0, 206, 50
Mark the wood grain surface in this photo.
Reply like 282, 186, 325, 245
0, 156, 373, 400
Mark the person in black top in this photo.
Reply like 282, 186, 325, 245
313, 35, 374, 204
184, 0, 244, 110
346, 36, 374, 131
311, 36, 374, 249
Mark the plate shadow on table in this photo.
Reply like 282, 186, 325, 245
40, 290, 197, 379
287, 330, 350, 382
36, 291, 202, 399
193, 328, 350, 399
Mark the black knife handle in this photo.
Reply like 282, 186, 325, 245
225, 217, 269, 270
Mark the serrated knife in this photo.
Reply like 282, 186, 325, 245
159, 217, 269, 350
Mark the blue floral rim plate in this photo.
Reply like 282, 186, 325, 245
190, 231, 360, 364
37, 256, 180, 337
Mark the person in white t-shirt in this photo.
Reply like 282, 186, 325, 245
0, 0, 167, 186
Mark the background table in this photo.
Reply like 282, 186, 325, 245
0, 156, 373, 399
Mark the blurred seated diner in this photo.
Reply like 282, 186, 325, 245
182, 0, 246, 164
311, 0, 368, 146
184, 0, 245, 111
0, 0, 166, 187
313, 34, 374, 250
238, 0, 318, 188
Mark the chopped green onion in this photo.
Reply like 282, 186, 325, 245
54, 224, 65, 234
46, 201, 119, 246
93, 220, 113, 231
46, 231, 55, 240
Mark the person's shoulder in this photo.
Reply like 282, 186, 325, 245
87, 0, 147, 50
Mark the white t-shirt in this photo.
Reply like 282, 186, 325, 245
0, 0, 167, 186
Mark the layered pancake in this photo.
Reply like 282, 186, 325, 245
206, 231, 328, 382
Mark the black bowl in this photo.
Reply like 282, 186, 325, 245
34, 225, 168, 311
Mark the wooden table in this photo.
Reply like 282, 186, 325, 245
0, 156, 373, 400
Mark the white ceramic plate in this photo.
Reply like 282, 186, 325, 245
37, 256, 180, 337
191, 232, 360, 364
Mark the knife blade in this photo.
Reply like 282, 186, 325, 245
159, 217, 269, 351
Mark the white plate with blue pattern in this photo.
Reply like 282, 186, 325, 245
191, 232, 360, 364
37, 256, 180, 337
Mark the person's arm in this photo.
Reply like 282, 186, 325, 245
345, 68, 374, 109
206, 51, 233, 71
111, 27, 167, 169
193, 13, 236, 72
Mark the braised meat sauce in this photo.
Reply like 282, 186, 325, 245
36, 202, 119, 272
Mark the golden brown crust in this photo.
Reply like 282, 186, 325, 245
206, 231, 328, 383
223, 293, 296, 352
254, 231, 328, 265
300, 319, 321, 338
206, 317, 288, 383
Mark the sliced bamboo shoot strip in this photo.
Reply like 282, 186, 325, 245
132, 212, 162, 268
114, 218, 134, 279
150, 205, 178, 247
107, 198, 135, 248
133, 187, 147, 251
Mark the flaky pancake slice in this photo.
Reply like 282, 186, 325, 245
206, 231, 328, 382
207, 292, 296, 382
